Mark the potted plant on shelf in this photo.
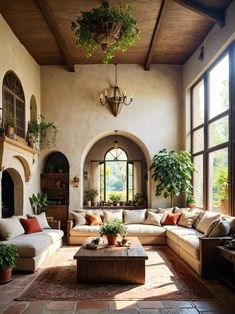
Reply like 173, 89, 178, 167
84, 187, 98, 206
150, 149, 195, 207
4, 112, 16, 138
186, 194, 196, 208
100, 218, 127, 245
29, 193, 49, 214
0, 244, 19, 284
134, 193, 143, 206
109, 192, 122, 206
71, 1, 140, 64
27, 115, 58, 150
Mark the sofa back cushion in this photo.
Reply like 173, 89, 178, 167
178, 210, 200, 229
20, 217, 43, 234
103, 210, 123, 223
27, 212, 51, 229
71, 211, 87, 226
124, 209, 146, 224
0, 215, 25, 240
144, 212, 163, 226
195, 211, 220, 234
207, 219, 231, 237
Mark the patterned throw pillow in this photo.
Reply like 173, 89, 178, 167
178, 211, 200, 229
144, 212, 163, 226
195, 211, 220, 234
207, 219, 231, 237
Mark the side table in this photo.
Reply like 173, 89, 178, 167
216, 245, 235, 291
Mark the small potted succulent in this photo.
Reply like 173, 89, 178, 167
134, 193, 143, 206
100, 218, 127, 245
0, 244, 19, 284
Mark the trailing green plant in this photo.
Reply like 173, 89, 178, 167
100, 218, 127, 236
85, 187, 98, 201
4, 112, 16, 128
150, 149, 195, 207
0, 244, 19, 270
27, 115, 58, 149
29, 193, 49, 214
71, 1, 140, 63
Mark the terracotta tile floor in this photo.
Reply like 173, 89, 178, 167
0, 245, 234, 314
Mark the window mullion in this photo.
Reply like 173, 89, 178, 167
204, 74, 209, 210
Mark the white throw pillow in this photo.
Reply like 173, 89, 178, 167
103, 210, 123, 223
124, 209, 146, 224
144, 212, 163, 226
195, 211, 220, 234
28, 212, 51, 229
70, 211, 87, 226
0, 216, 25, 240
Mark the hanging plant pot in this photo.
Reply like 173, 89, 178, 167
95, 21, 122, 53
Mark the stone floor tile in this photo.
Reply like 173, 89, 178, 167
138, 310, 162, 314
2, 303, 28, 314
21, 301, 48, 314
192, 300, 229, 312
138, 301, 164, 309
77, 300, 107, 310
108, 300, 137, 310
170, 309, 199, 314
46, 301, 77, 311
162, 301, 194, 309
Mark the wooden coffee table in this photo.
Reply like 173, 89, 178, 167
74, 237, 148, 284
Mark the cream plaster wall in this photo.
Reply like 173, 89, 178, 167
0, 14, 41, 216
183, 1, 235, 149
40, 63, 183, 209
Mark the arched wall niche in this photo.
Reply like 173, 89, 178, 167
14, 155, 31, 182
81, 131, 151, 206
2, 168, 24, 216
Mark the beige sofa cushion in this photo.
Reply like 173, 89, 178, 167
71, 211, 87, 226
28, 212, 51, 229
204, 219, 220, 237
124, 209, 146, 224
208, 219, 230, 237
195, 211, 220, 233
126, 224, 166, 237
178, 235, 200, 259
70, 225, 100, 237
166, 225, 203, 244
0, 216, 25, 240
103, 210, 123, 223
178, 211, 199, 229
144, 212, 163, 226
42, 229, 64, 243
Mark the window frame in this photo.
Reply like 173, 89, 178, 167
190, 45, 233, 214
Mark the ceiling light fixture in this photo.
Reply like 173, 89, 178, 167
100, 64, 133, 117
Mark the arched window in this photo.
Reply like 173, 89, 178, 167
2, 71, 25, 138
99, 147, 134, 202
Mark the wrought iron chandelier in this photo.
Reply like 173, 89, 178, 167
100, 64, 133, 117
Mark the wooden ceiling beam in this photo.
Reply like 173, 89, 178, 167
36, 0, 74, 71
173, 0, 225, 26
144, 0, 169, 71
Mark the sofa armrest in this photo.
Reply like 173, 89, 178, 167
48, 220, 61, 230
200, 236, 232, 278
67, 220, 74, 244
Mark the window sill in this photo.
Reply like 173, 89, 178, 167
0, 135, 37, 154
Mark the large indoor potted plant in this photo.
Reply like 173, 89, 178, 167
0, 244, 19, 284
71, 1, 140, 63
27, 115, 58, 150
150, 149, 195, 207
100, 218, 127, 245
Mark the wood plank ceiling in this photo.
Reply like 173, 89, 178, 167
0, 0, 232, 71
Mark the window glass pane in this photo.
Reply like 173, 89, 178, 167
105, 161, 126, 201
193, 155, 203, 208
105, 148, 127, 161
192, 80, 204, 128
193, 127, 204, 154
209, 148, 228, 214
128, 163, 134, 201
209, 55, 229, 119
15, 99, 25, 137
208, 115, 228, 148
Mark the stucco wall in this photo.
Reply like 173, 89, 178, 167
40, 63, 183, 209
0, 14, 41, 216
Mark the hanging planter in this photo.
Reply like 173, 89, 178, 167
71, 1, 140, 63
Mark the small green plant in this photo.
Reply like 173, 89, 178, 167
186, 194, 196, 205
4, 112, 16, 128
108, 192, 122, 202
134, 193, 143, 204
27, 115, 58, 149
100, 219, 127, 236
0, 244, 19, 270
217, 169, 228, 201
85, 187, 98, 201
71, 2, 140, 63
29, 193, 49, 214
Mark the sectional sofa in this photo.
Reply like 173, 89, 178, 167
67, 207, 235, 278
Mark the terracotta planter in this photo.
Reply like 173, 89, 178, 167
5, 126, 14, 138
188, 203, 196, 209
0, 267, 13, 284
106, 234, 117, 245
221, 199, 229, 215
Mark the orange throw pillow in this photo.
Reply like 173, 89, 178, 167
162, 213, 181, 225
86, 213, 102, 226
20, 217, 42, 234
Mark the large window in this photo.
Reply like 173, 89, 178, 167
99, 148, 134, 202
191, 51, 231, 214
2, 71, 25, 138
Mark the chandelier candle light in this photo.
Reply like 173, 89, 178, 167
100, 64, 133, 117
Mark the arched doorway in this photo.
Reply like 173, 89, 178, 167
1, 168, 23, 217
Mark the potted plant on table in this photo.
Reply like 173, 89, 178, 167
4, 112, 16, 138
150, 149, 195, 207
100, 218, 127, 245
29, 193, 49, 214
0, 244, 19, 284
71, 1, 140, 64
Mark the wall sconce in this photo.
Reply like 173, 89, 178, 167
72, 176, 80, 188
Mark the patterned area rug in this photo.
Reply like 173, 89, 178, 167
16, 247, 215, 301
